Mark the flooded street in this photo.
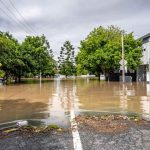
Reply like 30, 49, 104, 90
0, 79, 150, 126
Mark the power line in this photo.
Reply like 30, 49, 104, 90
8, 0, 37, 34
0, 0, 34, 35
0, 6, 22, 32
0, 0, 30, 34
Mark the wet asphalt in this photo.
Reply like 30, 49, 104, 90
0, 130, 74, 150
78, 125, 150, 150
0, 123, 150, 150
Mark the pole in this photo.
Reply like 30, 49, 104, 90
122, 31, 125, 83
40, 70, 42, 89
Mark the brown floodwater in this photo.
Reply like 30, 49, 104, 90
0, 79, 150, 126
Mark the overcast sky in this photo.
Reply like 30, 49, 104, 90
0, 0, 150, 58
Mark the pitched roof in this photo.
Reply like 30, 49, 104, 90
139, 33, 150, 40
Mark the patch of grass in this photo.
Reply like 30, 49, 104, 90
24, 125, 35, 128
46, 124, 60, 129
127, 115, 141, 122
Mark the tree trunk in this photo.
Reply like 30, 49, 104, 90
99, 72, 101, 81
15, 77, 18, 83
5, 72, 10, 84
18, 75, 21, 83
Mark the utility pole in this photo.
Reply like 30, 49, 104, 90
122, 31, 125, 83
39, 70, 42, 94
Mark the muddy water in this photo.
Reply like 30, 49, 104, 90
0, 79, 150, 126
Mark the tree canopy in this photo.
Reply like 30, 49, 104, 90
0, 32, 55, 83
0, 26, 143, 83
76, 26, 142, 77
20, 35, 55, 77
58, 41, 75, 77
0, 32, 21, 81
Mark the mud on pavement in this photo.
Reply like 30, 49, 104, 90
76, 114, 150, 150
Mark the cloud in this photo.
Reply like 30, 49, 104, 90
0, 0, 150, 58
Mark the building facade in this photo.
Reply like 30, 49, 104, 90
138, 33, 150, 82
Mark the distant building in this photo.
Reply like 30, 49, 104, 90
138, 33, 150, 82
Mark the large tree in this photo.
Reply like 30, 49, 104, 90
76, 26, 142, 78
0, 32, 24, 83
58, 41, 75, 77
20, 35, 55, 78
0, 32, 55, 83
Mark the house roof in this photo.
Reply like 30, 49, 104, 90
139, 33, 150, 40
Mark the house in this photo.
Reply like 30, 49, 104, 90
138, 33, 150, 82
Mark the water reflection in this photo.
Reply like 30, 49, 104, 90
44, 80, 71, 126
76, 80, 149, 115
45, 80, 80, 127
0, 80, 150, 125
0, 82, 53, 123
140, 84, 150, 114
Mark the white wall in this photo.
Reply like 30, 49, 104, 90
141, 38, 150, 65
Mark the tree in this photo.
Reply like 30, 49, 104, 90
0, 31, 56, 83
76, 26, 142, 79
58, 41, 75, 77
0, 32, 23, 83
0, 63, 4, 78
20, 35, 55, 78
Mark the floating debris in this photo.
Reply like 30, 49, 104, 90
16, 120, 28, 127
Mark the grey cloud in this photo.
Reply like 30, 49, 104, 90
0, 0, 150, 58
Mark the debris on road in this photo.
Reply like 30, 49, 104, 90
75, 114, 150, 133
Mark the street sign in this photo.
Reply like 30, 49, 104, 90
120, 59, 127, 71
120, 66, 127, 72
119, 59, 127, 66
